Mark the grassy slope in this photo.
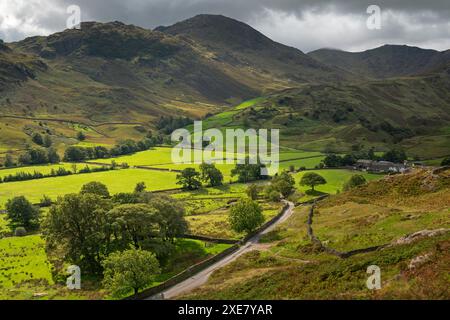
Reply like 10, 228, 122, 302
182, 168, 450, 299
197, 76, 450, 159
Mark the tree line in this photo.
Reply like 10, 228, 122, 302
321, 148, 408, 168
0, 165, 113, 184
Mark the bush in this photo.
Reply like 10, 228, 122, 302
40, 195, 53, 207
14, 227, 27, 237
6, 196, 40, 230
229, 199, 264, 234
80, 182, 110, 198
343, 174, 367, 191
102, 249, 160, 297
246, 184, 260, 200
441, 157, 450, 166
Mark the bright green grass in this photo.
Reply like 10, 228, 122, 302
173, 183, 249, 200
279, 157, 326, 170
0, 163, 100, 180
0, 235, 53, 289
294, 169, 382, 196
88, 147, 175, 166
278, 151, 324, 161
190, 97, 264, 130
89, 147, 240, 167
0, 169, 179, 208
0, 214, 10, 236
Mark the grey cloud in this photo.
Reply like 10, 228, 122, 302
1, 0, 449, 52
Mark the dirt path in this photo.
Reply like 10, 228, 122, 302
148, 200, 295, 300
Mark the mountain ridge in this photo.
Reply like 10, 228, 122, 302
309, 44, 450, 79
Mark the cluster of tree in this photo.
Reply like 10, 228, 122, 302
5, 196, 41, 232
43, 182, 188, 290
17, 147, 60, 166
63, 138, 160, 162
231, 158, 268, 183
229, 199, 264, 235
262, 171, 296, 202
0, 165, 113, 184
156, 116, 193, 135
31, 133, 53, 148
176, 163, 224, 190
322, 148, 408, 168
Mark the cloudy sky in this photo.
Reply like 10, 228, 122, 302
1, 0, 449, 52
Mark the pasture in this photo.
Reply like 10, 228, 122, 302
0, 168, 179, 208
294, 169, 382, 196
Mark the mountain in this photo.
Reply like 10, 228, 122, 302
309, 45, 450, 79
0, 40, 47, 91
156, 14, 349, 84
0, 17, 349, 152
0, 16, 449, 160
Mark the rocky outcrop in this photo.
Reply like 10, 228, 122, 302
390, 229, 450, 246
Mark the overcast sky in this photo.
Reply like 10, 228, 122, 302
1, 0, 449, 52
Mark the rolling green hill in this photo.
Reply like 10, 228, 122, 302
200, 72, 450, 158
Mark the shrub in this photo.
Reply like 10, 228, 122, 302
14, 227, 27, 237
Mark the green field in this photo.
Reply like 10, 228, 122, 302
294, 169, 382, 196
0, 163, 100, 180
279, 157, 326, 170
0, 236, 53, 289
0, 168, 179, 207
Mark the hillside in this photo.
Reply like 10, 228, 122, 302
309, 45, 450, 79
0, 16, 448, 161
156, 14, 349, 84
0, 18, 347, 152
0, 40, 47, 91
200, 72, 450, 158
182, 168, 450, 299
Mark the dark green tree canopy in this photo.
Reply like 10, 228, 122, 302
80, 181, 110, 198
199, 163, 223, 187
6, 196, 40, 230
44, 193, 113, 273
102, 248, 160, 297
300, 172, 327, 191
271, 171, 296, 198
176, 168, 202, 190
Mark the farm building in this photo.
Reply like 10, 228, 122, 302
355, 160, 408, 173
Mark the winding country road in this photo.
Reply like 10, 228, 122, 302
149, 200, 295, 300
